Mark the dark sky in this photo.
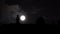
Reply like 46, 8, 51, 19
0, 0, 59, 24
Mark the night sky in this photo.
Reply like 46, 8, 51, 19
0, 0, 59, 24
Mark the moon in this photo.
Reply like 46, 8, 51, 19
20, 15, 26, 21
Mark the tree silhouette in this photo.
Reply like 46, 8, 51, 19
16, 15, 19, 24
36, 16, 45, 24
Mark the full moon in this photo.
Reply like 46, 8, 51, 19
20, 15, 26, 21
